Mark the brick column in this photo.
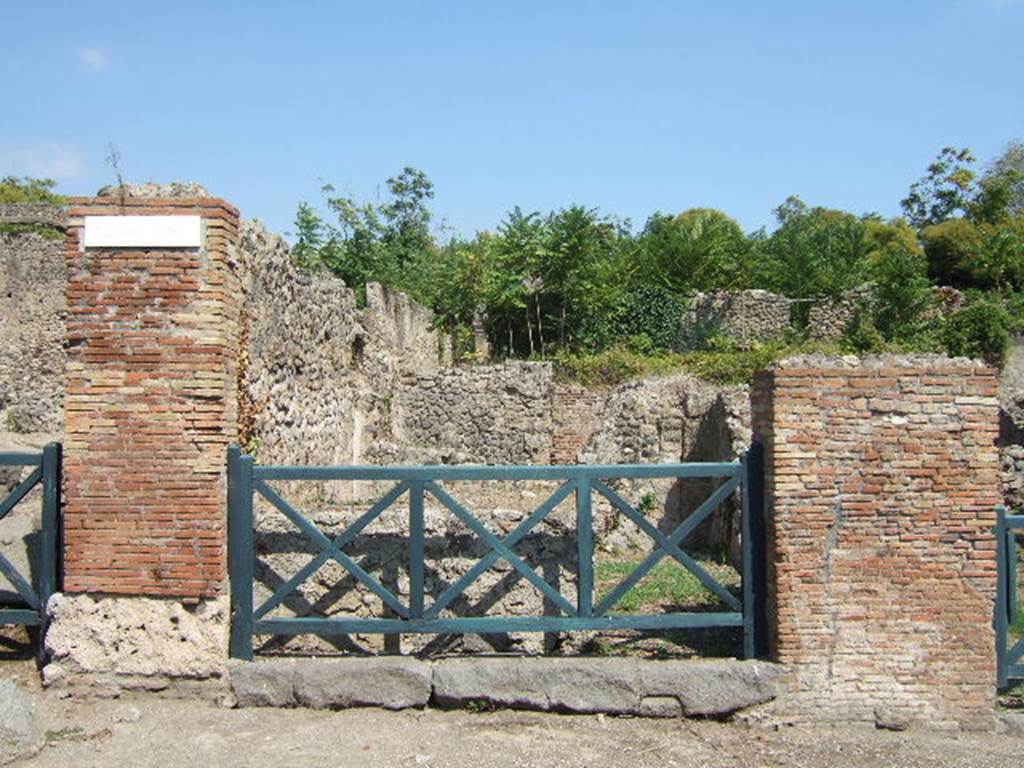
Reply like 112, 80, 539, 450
752, 357, 1000, 729
62, 196, 241, 598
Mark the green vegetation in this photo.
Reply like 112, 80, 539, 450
0, 176, 65, 205
0, 176, 66, 238
283, 140, 1022, 381
594, 555, 739, 614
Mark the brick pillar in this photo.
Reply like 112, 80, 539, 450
752, 357, 1001, 729
62, 196, 241, 598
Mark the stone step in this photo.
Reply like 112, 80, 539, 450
228, 656, 782, 718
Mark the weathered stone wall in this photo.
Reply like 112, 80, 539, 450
678, 286, 970, 349
249, 369, 752, 657
1003, 445, 1024, 513
0, 205, 67, 437
999, 338, 1024, 512
44, 594, 229, 696
578, 374, 750, 560
752, 355, 1001, 729
391, 362, 553, 465
680, 290, 793, 350
805, 289, 868, 340
238, 220, 451, 477
62, 194, 241, 598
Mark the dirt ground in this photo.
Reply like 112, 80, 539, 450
6, 692, 1021, 768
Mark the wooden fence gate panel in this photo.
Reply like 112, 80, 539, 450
227, 444, 767, 661
997, 506, 1024, 687
0, 443, 61, 627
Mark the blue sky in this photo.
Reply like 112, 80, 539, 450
2, 1, 1022, 240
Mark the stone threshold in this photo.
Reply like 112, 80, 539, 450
228, 656, 782, 719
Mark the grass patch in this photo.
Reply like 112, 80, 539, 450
594, 555, 739, 614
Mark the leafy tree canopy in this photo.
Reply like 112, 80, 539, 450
0, 176, 64, 205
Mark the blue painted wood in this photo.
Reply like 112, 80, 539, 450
1009, 525, 1018, 626
0, 453, 41, 467
0, 552, 39, 611
255, 611, 744, 636
254, 462, 742, 483
1000, 512, 1024, 683
228, 446, 255, 660
38, 443, 60, 609
741, 449, 754, 660
409, 481, 425, 619
592, 479, 741, 612
253, 482, 409, 621
0, 448, 62, 631
425, 481, 577, 617
593, 477, 741, 616
0, 609, 41, 626
255, 478, 409, 617
1010, 637, 1024, 666
576, 479, 593, 617
0, 466, 42, 521
741, 442, 766, 660
231, 449, 759, 650
995, 507, 1011, 688
425, 481, 574, 619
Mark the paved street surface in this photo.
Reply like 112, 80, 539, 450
16, 695, 1024, 768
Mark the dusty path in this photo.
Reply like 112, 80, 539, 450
15, 695, 1024, 768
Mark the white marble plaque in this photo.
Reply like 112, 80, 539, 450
83, 215, 202, 248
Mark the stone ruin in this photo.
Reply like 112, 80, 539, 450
0, 187, 1018, 729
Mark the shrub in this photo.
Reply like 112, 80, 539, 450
617, 284, 687, 351
941, 300, 1011, 366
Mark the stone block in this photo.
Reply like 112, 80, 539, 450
231, 657, 431, 710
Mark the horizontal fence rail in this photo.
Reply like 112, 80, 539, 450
997, 507, 1024, 687
0, 444, 61, 627
228, 445, 766, 661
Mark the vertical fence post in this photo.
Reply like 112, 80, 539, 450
576, 478, 593, 617
1009, 519, 1018, 628
742, 441, 765, 660
38, 442, 61, 613
228, 445, 255, 660
409, 481, 425, 619
996, 506, 1008, 690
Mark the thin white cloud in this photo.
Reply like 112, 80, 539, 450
0, 141, 86, 180
78, 47, 108, 73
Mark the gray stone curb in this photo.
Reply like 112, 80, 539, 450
229, 657, 783, 718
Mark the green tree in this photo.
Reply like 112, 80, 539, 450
942, 299, 1011, 366
901, 146, 977, 229
292, 167, 437, 296
922, 217, 1024, 290
984, 140, 1024, 218
755, 197, 870, 299
864, 219, 934, 340
378, 167, 435, 268
419, 235, 492, 353
0, 176, 64, 204
639, 208, 747, 292
493, 207, 547, 355
542, 206, 624, 350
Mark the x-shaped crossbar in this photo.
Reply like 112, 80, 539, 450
254, 474, 741, 623
253, 480, 411, 620
0, 466, 44, 610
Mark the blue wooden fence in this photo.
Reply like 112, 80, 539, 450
0, 444, 61, 627
997, 506, 1024, 687
227, 444, 766, 661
